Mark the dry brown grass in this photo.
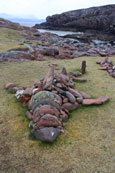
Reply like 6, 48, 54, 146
0, 57, 115, 173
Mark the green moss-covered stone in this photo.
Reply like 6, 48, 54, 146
32, 91, 62, 106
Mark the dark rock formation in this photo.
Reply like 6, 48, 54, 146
34, 5, 115, 34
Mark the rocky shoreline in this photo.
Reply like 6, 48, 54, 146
0, 6, 115, 63
0, 28, 115, 62
34, 5, 115, 34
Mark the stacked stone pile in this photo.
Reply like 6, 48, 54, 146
5, 64, 109, 142
97, 57, 115, 78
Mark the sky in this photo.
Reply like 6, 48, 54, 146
0, 0, 115, 19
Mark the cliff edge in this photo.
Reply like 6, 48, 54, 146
34, 4, 115, 33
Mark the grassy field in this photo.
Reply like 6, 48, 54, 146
0, 28, 27, 52
0, 56, 115, 173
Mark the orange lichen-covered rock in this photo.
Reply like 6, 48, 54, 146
5, 83, 16, 89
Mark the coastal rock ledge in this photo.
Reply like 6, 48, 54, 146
34, 5, 115, 34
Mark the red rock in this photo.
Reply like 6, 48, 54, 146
60, 109, 66, 115
60, 114, 68, 121
34, 88, 44, 94
73, 77, 87, 82
99, 51, 107, 57
60, 129, 65, 133
55, 73, 70, 85
99, 66, 108, 70
5, 83, 16, 89
62, 102, 79, 111
27, 99, 33, 110
20, 95, 31, 105
43, 67, 54, 90
51, 90, 58, 94
36, 114, 61, 128
80, 92, 91, 99
33, 105, 60, 122
23, 87, 33, 96
68, 88, 83, 99
83, 96, 109, 105
69, 71, 82, 77
25, 111, 33, 120
56, 83, 63, 88
66, 91, 76, 103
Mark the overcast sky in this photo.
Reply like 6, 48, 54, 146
0, 0, 115, 19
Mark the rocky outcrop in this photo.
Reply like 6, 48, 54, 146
34, 5, 115, 34
0, 51, 35, 62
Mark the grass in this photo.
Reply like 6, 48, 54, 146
0, 57, 115, 173
0, 28, 38, 52
0, 26, 115, 173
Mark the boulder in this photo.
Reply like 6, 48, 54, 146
32, 127, 60, 142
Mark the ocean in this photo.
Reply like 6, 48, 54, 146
19, 22, 83, 36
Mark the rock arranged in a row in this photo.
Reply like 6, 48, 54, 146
96, 57, 115, 78
5, 65, 109, 142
